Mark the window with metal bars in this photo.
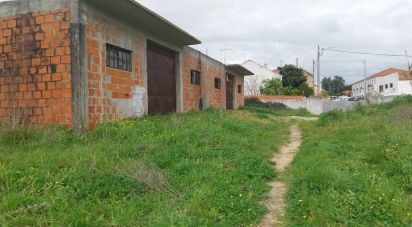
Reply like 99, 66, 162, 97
215, 78, 221, 89
191, 70, 201, 85
106, 44, 132, 71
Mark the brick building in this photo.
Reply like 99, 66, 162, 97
0, 0, 252, 130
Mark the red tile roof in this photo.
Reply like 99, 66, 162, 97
353, 68, 412, 85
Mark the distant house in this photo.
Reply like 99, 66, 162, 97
274, 68, 314, 89
303, 70, 315, 89
242, 60, 282, 96
352, 68, 412, 98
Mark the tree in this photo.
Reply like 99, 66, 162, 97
259, 78, 314, 97
260, 78, 283, 96
279, 64, 307, 88
322, 76, 346, 96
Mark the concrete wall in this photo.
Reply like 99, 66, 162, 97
398, 81, 412, 95
251, 96, 359, 115
0, 2, 72, 125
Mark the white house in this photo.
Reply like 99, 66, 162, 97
242, 60, 283, 96
352, 68, 412, 98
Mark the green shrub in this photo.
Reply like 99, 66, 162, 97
317, 109, 345, 126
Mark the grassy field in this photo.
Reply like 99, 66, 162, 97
286, 96, 412, 226
0, 109, 290, 226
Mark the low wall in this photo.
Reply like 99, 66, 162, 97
365, 94, 396, 105
247, 96, 359, 115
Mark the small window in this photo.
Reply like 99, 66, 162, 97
106, 44, 132, 71
379, 85, 384, 92
215, 78, 221, 89
191, 70, 201, 85
385, 84, 388, 89
238, 85, 242, 93
390, 83, 393, 88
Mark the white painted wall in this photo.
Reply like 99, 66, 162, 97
398, 81, 412, 95
352, 72, 412, 97
242, 60, 282, 96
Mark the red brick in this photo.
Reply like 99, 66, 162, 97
3, 29, 12, 36
32, 58, 41, 66
51, 56, 60, 64
7, 20, 16, 28
35, 16, 45, 24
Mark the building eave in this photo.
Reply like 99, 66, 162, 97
86, 0, 201, 46
226, 64, 254, 76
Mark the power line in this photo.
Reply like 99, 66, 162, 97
322, 48, 412, 58
321, 60, 365, 63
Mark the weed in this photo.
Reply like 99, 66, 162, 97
286, 96, 412, 226
0, 109, 290, 226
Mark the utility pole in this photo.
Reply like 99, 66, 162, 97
406, 50, 411, 71
296, 58, 299, 67
317, 45, 321, 96
280, 60, 283, 67
313, 59, 316, 89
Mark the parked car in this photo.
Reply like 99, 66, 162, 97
330, 96, 339, 101
349, 97, 359, 101
338, 96, 350, 101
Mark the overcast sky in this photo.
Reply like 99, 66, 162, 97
138, 0, 412, 84
1, 0, 410, 84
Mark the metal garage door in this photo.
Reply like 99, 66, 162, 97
147, 42, 176, 115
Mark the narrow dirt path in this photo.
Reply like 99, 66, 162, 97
259, 124, 302, 227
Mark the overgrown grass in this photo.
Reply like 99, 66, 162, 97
286, 96, 412, 226
0, 109, 290, 226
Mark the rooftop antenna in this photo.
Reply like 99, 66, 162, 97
220, 44, 232, 64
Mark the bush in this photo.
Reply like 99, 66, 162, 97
317, 109, 345, 126
244, 98, 288, 110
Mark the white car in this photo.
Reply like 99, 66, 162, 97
337, 96, 350, 101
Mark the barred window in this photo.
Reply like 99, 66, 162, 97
191, 70, 201, 85
106, 44, 132, 71
215, 78, 221, 89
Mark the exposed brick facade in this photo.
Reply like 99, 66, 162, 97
234, 76, 245, 109
84, 9, 145, 129
182, 47, 227, 111
0, 8, 72, 125
0, 1, 249, 129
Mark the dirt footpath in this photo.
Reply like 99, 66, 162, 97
259, 124, 302, 227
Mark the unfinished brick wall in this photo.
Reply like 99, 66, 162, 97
207, 62, 226, 109
182, 48, 203, 112
84, 9, 145, 129
182, 47, 226, 111
235, 75, 245, 109
0, 9, 72, 125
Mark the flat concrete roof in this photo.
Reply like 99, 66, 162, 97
86, 0, 201, 46
226, 64, 254, 76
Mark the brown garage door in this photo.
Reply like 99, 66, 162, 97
147, 42, 176, 115
226, 74, 234, 110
